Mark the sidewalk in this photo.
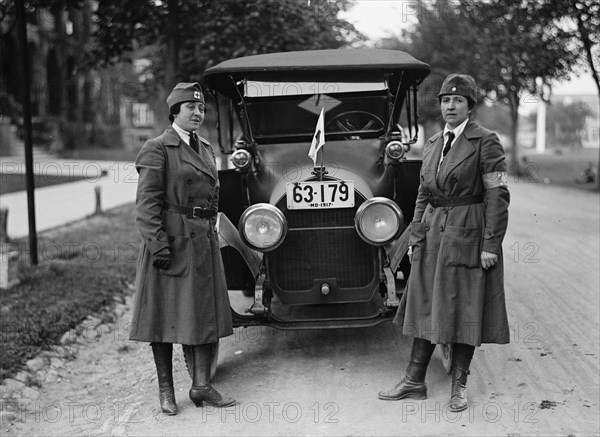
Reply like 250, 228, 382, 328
0, 156, 138, 240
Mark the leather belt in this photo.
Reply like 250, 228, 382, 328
428, 194, 484, 208
164, 202, 217, 218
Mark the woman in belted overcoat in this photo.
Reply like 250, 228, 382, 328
378, 74, 510, 412
130, 82, 235, 415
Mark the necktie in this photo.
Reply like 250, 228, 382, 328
442, 131, 455, 158
189, 132, 199, 154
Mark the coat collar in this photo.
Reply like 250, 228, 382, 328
462, 120, 483, 140
419, 133, 443, 194
435, 121, 480, 188
162, 125, 183, 146
162, 126, 216, 180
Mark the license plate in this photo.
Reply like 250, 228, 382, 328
286, 181, 355, 210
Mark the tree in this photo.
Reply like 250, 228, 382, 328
543, 0, 600, 96
91, 0, 362, 131
380, 0, 483, 129
542, 0, 600, 189
462, 0, 579, 170
381, 0, 579, 171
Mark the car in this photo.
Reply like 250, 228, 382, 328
203, 48, 431, 330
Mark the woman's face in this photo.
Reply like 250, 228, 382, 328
440, 95, 470, 129
174, 101, 205, 132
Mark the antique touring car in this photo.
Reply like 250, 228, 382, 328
204, 49, 431, 330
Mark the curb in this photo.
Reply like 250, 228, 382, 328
0, 285, 134, 429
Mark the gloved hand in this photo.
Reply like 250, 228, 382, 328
152, 247, 171, 269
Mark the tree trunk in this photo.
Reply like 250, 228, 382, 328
165, 0, 179, 91
574, 10, 600, 97
573, 6, 600, 190
154, 0, 180, 136
508, 95, 520, 176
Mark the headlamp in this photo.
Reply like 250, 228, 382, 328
385, 141, 406, 161
238, 204, 287, 252
231, 149, 252, 170
354, 198, 404, 245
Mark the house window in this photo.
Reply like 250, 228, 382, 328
132, 103, 153, 127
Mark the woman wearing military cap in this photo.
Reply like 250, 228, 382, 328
378, 74, 510, 412
130, 82, 235, 415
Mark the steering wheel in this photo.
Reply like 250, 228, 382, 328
326, 111, 385, 134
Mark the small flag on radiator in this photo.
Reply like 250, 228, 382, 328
308, 108, 325, 167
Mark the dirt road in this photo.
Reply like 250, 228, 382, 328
5, 181, 599, 436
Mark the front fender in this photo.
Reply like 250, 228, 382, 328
384, 226, 410, 273
216, 212, 262, 277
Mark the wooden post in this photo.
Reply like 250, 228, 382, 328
0, 208, 19, 289
0, 207, 8, 244
94, 186, 102, 214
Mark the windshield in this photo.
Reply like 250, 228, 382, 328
246, 91, 388, 142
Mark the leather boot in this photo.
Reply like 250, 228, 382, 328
449, 343, 475, 412
183, 343, 236, 408
151, 343, 178, 415
378, 338, 436, 400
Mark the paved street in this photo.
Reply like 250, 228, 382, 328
5, 179, 600, 436
0, 157, 138, 239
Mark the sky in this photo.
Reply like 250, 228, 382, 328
341, 0, 597, 96
339, 1, 409, 41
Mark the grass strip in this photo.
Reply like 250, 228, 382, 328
0, 205, 139, 381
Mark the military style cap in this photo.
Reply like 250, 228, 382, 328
166, 82, 204, 108
438, 74, 477, 104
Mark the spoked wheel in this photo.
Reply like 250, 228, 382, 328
183, 342, 219, 381
441, 343, 453, 375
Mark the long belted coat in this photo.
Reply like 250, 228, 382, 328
129, 125, 233, 345
394, 120, 510, 346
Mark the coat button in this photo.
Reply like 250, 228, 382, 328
168, 236, 175, 242
207, 231, 211, 237
188, 196, 194, 202
209, 180, 215, 187
429, 207, 433, 213
190, 232, 196, 238
187, 179, 193, 185
425, 225, 430, 231
440, 225, 444, 232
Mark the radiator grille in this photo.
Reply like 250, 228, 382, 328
271, 195, 376, 291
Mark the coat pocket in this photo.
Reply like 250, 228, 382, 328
160, 235, 191, 277
440, 226, 482, 268
409, 222, 427, 262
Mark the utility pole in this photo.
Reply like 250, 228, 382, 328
16, 0, 38, 264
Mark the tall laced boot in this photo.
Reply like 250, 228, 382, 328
378, 338, 436, 400
449, 343, 475, 412
151, 343, 178, 415
183, 343, 236, 408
